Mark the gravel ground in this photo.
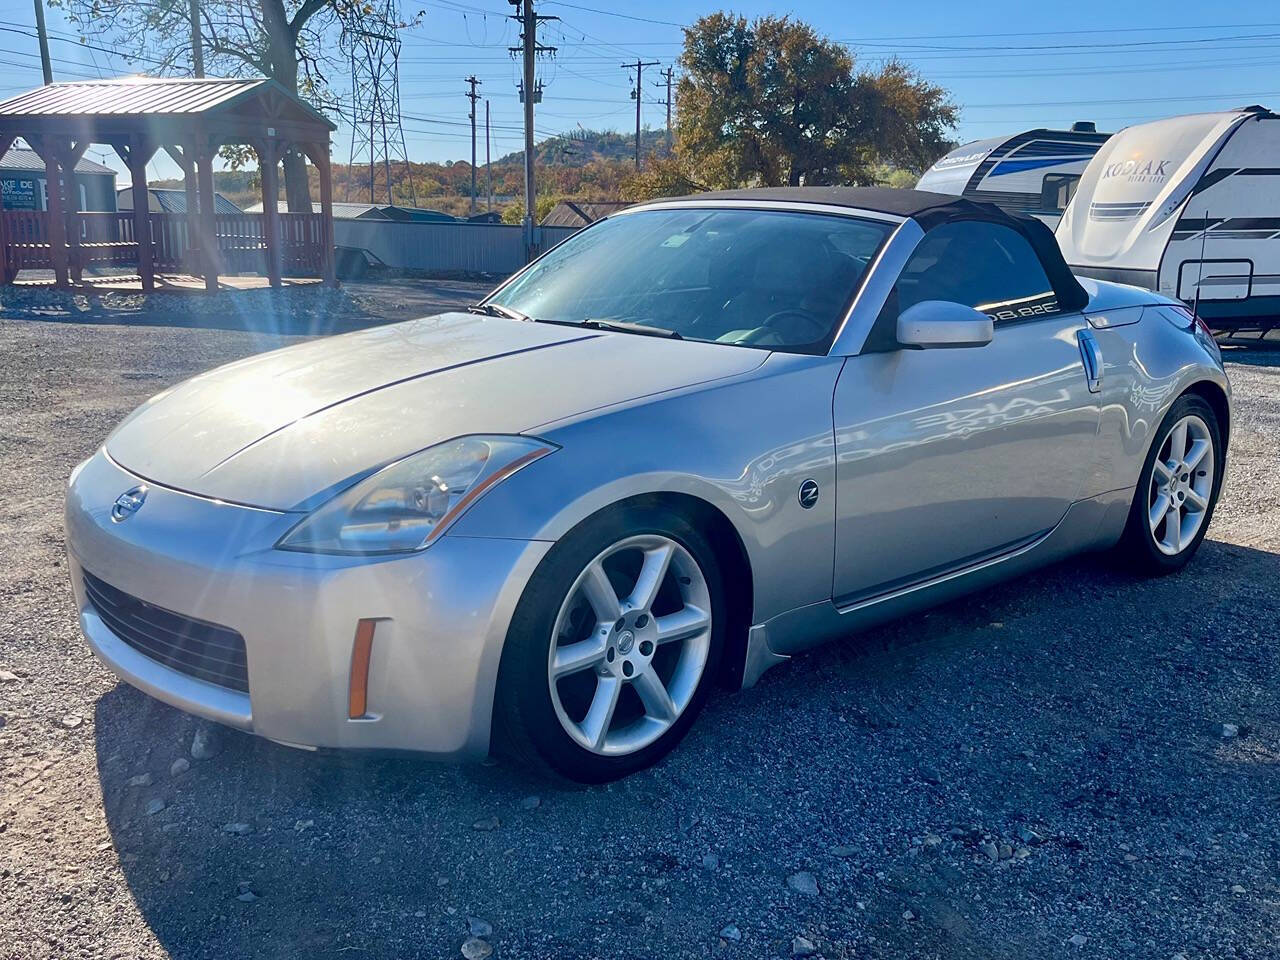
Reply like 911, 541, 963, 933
2, 289, 1278, 960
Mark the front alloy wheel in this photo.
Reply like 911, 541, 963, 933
495, 504, 725, 782
548, 535, 712, 756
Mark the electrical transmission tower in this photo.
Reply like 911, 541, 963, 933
342, 0, 416, 207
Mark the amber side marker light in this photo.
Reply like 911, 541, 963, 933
349, 619, 379, 719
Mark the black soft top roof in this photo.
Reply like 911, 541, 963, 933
663, 186, 1088, 313
668, 185, 981, 224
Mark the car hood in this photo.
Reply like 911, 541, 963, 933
106, 312, 766, 510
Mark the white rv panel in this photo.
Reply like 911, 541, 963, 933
918, 129, 1110, 228
1159, 115, 1280, 312
916, 136, 1003, 195
1058, 108, 1280, 329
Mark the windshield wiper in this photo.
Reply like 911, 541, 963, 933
469, 306, 682, 340
468, 302, 529, 322
580, 318, 683, 339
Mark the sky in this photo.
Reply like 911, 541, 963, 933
0, 0, 1278, 186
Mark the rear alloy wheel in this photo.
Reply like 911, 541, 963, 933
1119, 394, 1223, 575
1147, 414, 1215, 556
496, 505, 725, 782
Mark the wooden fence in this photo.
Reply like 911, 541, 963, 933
1, 210, 327, 281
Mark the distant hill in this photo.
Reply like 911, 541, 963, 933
499, 128, 670, 167
156, 128, 670, 217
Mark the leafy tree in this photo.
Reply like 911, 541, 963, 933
618, 151, 706, 203
501, 193, 563, 226
866, 162, 920, 189
52, 0, 356, 210
676, 13, 957, 187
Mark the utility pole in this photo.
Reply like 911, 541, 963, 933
465, 75, 481, 216
623, 59, 659, 170
485, 99, 492, 215
32, 0, 52, 84
509, 0, 556, 261
188, 0, 204, 77
655, 66, 673, 154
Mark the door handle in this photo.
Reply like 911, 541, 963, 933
1076, 329, 1103, 393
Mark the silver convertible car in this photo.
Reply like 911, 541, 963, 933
66, 187, 1230, 782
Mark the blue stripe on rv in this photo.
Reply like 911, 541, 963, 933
988, 156, 1096, 176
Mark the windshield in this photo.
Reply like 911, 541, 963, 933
487, 207, 893, 354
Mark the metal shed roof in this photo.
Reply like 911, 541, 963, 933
118, 186, 242, 214
540, 200, 631, 228
0, 146, 115, 175
0, 76, 334, 130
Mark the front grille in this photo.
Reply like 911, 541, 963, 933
82, 570, 249, 693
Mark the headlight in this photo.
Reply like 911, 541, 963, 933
276, 435, 556, 555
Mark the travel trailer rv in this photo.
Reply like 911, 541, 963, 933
1057, 106, 1280, 333
916, 124, 1111, 228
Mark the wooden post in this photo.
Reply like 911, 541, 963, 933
309, 142, 336, 287
182, 153, 198, 270
257, 139, 281, 288
0, 135, 14, 284
165, 142, 200, 274
34, 137, 69, 288
195, 145, 220, 293
59, 140, 90, 284
127, 138, 156, 293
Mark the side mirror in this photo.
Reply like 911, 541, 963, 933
896, 300, 994, 349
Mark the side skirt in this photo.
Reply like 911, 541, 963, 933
740, 488, 1132, 688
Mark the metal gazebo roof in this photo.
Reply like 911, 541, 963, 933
0, 76, 335, 141
0, 75, 338, 292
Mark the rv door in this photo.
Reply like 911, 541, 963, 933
1178, 259, 1252, 301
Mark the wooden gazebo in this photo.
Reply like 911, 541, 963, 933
0, 76, 337, 291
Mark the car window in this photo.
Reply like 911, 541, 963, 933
882, 220, 1061, 324
487, 208, 893, 354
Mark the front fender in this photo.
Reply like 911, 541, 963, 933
448, 352, 844, 624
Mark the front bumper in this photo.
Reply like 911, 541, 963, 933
65, 450, 551, 759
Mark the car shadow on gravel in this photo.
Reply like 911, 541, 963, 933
0, 278, 491, 338
91, 538, 1280, 959
0, 287, 389, 337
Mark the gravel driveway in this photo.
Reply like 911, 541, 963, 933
2, 288, 1278, 960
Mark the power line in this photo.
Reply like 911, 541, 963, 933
962, 90, 1280, 109
927, 54, 1280, 81
542, 2, 684, 27
838, 21, 1280, 42
848, 29, 1280, 53
0, 25, 173, 70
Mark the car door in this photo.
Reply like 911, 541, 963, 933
832, 219, 1101, 604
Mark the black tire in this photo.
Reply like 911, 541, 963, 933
493, 502, 726, 783
1117, 393, 1224, 575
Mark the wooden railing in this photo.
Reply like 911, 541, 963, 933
1, 210, 328, 280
